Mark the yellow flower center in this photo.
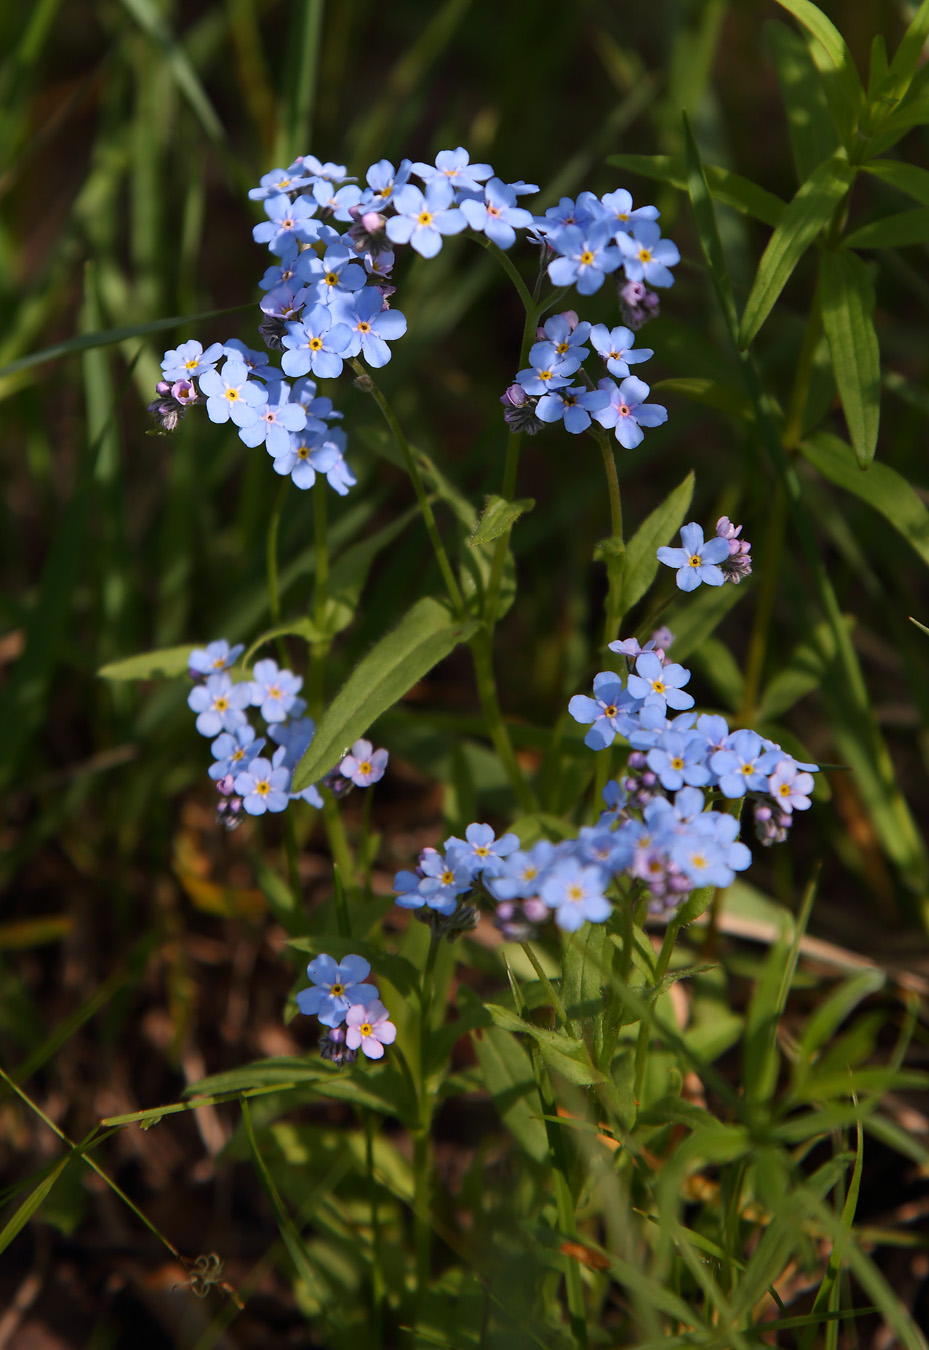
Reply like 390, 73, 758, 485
325, 272, 338, 286
568, 885, 584, 903
309, 337, 323, 350
475, 846, 490, 857
358, 322, 371, 333
359, 761, 372, 774
215, 696, 228, 711
185, 358, 199, 371
778, 783, 791, 796
670, 756, 684, 770
255, 779, 270, 795
539, 369, 553, 382
269, 684, 282, 699
232, 748, 246, 762
652, 679, 666, 695
556, 341, 569, 354
330, 983, 344, 997
638, 248, 652, 263
742, 763, 754, 776
441, 869, 454, 885
297, 445, 310, 459
282, 217, 294, 230
690, 852, 707, 869
580, 250, 595, 265
604, 704, 617, 717
417, 211, 434, 226
689, 555, 702, 567
359, 1022, 373, 1037
226, 388, 240, 401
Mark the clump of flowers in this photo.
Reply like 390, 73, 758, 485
392, 608, 818, 930
296, 954, 397, 1065
184, 645, 388, 829
658, 519, 753, 591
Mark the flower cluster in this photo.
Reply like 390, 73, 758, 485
658, 519, 753, 591
149, 149, 676, 478
185, 646, 388, 829
296, 953, 396, 1065
503, 309, 667, 447
392, 622, 817, 932
186, 641, 323, 829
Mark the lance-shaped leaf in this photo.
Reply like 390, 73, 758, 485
291, 597, 479, 790
618, 471, 694, 616
469, 494, 534, 546
608, 153, 786, 227
800, 431, 929, 569
843, 207, 929, 250
98, 644, 198, 681
774, 0, 864, 143
886, 0, 929, 100
861, 159, 929, 207
819, 250, 880, 467
739, 151, 855, 349
767, 22, 839, 181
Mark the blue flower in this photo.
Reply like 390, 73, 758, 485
268, 716, 315, 769
209, 725, 264, 781
187, 673, 252, 737
237, 381, 309, 457
646, 731, 711, 791
188, 639, 244, 677
248, 167, 316, 201
294, 245, 366, 306
417, 850, 473, 915
411, 147, 493, 195
459, 177, 534, 250
710, 730, 783, 798
222, 340, 278, 382
536, 384, 610, 434
296, 953, 379, 1028
546, 222, 622, 295
249, 658, 303, 724
385, 179, 466, 258
445, 822, 520, 879
281, 305, 353, 380
311, 180, 363, 221
657, 523, 731, 592
626, 653, 694, 714
592, 376, 667, 449
233, 756, 291, 814
537, 313, 591, 362
669, 836, 734, 889
568, 671, 638, 749
161, 339, 224, 382
515, 341, 583, 396
540, 859, 611, 932
332, 288, 407, 367
599, 188, 659, 234
252, 193, 320, 259
363, 157, 413, 209
485, 841, 556, 901
198, 359, 268, 428
617, 221, 680, 288
589, 324, 653, 379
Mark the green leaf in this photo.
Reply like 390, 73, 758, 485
97, 643, 195, 681
799, 970, 885, 1062
324, 506, 419, 635
607, 153, 787, 227
910, 616, 929, 637
843, 206, 929, 250
664, 581, 749, 663
682, 117, 740, 343
739, 151, 855, 348
0, 1155, 70, 1255
469, 1020, 548, 1164
240, 618, 328, 670
0, 305, 251, 383
291, 597, 479, 790
469, 494, 534, 546
773, 0, 864, 142
653, 377, 752, 420
800, 431, 929, 570
819, 250, 880, 467
619, 472, 694, 615
861, 158, 929, 206
483, 1003, 604, 1086
886, 0, 929, 100
757, 618, 846, 720
767, 22, 840, 182
119, 0, 224, 141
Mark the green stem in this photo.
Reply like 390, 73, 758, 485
313, 477, 329, 629
519, 940, 569, 1028
322, 789, 355, 886
469, 630, 536, 812
468, 232, 535, 314
632, 917, 681, 1114
350, 359, 464, 617
364, 1110, 385, 1344
413, 932, 440, 1312
267, 481, 289, 664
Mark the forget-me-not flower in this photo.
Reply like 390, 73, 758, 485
657, 523, 731, 592
188, 673, 252, 737
199, 359, 268, 428
296, 953, 379, 1028
385, 179, 466, 258
249, 658, 303, 723
593, 376, 667, 449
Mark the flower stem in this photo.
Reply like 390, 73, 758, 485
632, 917, 681, 1116
350, 359, 464, 617
469, 629, 536, 812
313, 477, 329, 629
